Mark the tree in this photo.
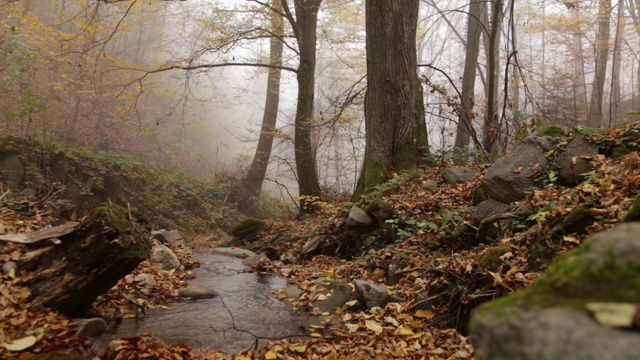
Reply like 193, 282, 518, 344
564, 1, 588, 125
586, 0, 612, 127
454, 0, 485, 149
481, 0, 503, 154
229, 0, 284, 215
353, 0, 428, 198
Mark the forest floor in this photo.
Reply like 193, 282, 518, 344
1, 124, 640, 359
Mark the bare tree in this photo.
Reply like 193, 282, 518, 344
586, 0, 612, 127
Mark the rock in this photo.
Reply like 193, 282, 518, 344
623, 194, 640, 222
472, 308, 640, 360
473, 199, 511, 225
212, 247, 257, 258
133, 273, 156, 287
283, 285, 303, 300
242, 254, 268, 266
354, 279, 401, 309
536, 125, 565, 137
70, 318, 108, 337
0, 150, 25, 188
178, 285, 218, 300
150, 245, 181, 270
413, 294, 433, 312
470, 223, 640, 360
346, 206, 373, 227
421, 180, 439, 193
2, 261, 18, 276
556, 136, 598, 185
481, 136, 557, 203
151, 229, 184, 247
472, 186, 488, 205
478, 246, 512, 271
442, 167, 477, 184
230, 218, 265, 239
313, 280, 352, 314
281, 253, 297, 264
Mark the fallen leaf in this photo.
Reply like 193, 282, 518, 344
265, 349, 278, 359
289, 345, 307, 353
365, 320, 383, 335
586, 302, 637, 328
3, 335, 37, 351
395, 327, 415, 336
414, 309, 435, 319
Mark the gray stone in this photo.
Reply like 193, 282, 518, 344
346, 206, 373, 227
481, 136, 557, 203
354, 280, 390, 309
473, 199, 511, 225
313, 280, 352, 314
281, 253, 297, 265
133, 273, 156, 287
283, 285, 303, 300
71, 318, 108, 337
470, 223, 640, 360
442, 167, 477, 184
2, 261, 18, 276
0, 151, 25, 188
151, 229, 184, 247
150, 245, 181, 270
472, 308, 640, 360
422, 180, 439, 193
242, 254, 268, 266
212, 247, 257, 258
178, 285, 219, 300
556, 137, 598, 185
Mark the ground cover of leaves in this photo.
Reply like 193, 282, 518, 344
1, 125, 640, 359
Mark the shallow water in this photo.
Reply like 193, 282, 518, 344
94, 252, 309, 354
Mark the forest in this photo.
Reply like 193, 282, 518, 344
2, 0, 640, 359
2, 0, 638, 207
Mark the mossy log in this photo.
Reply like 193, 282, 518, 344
19, 203, 151, 316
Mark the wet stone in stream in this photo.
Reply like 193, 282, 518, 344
94, 252, 310, 354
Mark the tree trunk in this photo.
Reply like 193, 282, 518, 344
628, 0, 640, 107
454, 0, 485, 149
565, 1, 588, 126
229, 1, 284, 215
610, 0, 625, 127
19, 204, 151, 316
482, 0, 503, 155
353, 0, 428, 198
282, 0, 323, 211
586, 0, 612, 128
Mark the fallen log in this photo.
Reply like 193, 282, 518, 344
19, 203, 151, 316
0, 221, 78, 244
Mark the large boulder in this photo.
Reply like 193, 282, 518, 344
470, 223, 640, 360
555, 136, 598, 185
150, 245, 181, 270
481, 136, 557, 203
346, 206, 374, 227
151, 229, 184, 247
442, 167, 477, 184
473, 199, 511, 225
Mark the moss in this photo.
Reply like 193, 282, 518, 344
556, 205, 593, 234
474, 239, 640, 321
537, 125, 565, 138
478, 246, 512, 271
90, 203, 150, 258
472, 186, 488, 205
365, 198, 392, 213
622, 194, 640, 222
231, 218, 265, 238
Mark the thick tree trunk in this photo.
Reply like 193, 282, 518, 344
229, 1, 283, 215
610, 0, 625, 126
455, 0, 485, 149
18, 204, 150, 316
282, 0, 323, 211
353, 0, 428, 198
586, 0, 612, 128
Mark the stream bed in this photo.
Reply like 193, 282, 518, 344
95, 250, 310, 354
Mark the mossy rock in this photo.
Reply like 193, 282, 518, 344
622, 194, 640, 222
365, 198, 392, 213
478, 246, 512, 271
230, 218, 265, 239
471, 223, 640, 322
472, 186, 488, 205
537, 125, 565, 138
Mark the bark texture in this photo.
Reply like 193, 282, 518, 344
21, 204, 150, 316
587, 0, 612, 127
455, 0, 485, 149
353, 0, 428, 198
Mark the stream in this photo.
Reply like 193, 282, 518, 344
94, 250, 310, 354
